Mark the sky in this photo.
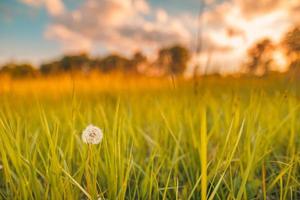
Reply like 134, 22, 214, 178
0, 0, 299, 73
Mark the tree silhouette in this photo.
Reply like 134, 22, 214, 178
282, 26, 300, 71
128, 52, 147, 74
60, 53, 90, 71
0, 63, 38, 78
40, 61, 60, 75
246, 39, 274, 75
99, 55, 131, 73
157, 45, 190, 74
283, 26, 300, 53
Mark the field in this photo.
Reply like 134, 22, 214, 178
0, 75, 299, 199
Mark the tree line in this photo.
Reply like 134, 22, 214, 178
0, 45, 190, 78
1, 26, 300, 78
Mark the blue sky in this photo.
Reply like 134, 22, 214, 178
0, 0, 299, 73
0, 0, 55, 63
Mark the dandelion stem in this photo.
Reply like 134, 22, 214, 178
85, 144, 92, 198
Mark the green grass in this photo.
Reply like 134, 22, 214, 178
0, 77, 300, 199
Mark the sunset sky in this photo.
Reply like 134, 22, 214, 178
0, 0, 299, 73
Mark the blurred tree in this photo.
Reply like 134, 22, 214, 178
0, 63, 38, 78
90, 58, 102, 69
282, 26, 300, 71
99, 55, 131, 73
130, 51, 147, 73
0, 63, 14, 74
40, 61, 60, 75
60, 53, 90, 71
283, 26, 300, 53
157, 45, 190, 74
40, 53, 91, 75
245, 39, 274, 75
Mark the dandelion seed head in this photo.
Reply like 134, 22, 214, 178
82, 124, 103, 144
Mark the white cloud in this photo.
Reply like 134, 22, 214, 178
156, 9, 168, 23
45, 0, 192, 55
45, 0, 64, 16
189, 0, 300, 74
45, 24, 92, 53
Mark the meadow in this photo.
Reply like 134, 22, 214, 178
0, 74, 299, 199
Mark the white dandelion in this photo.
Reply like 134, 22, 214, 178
82, 124, 103, 144
0, 165, 3, 170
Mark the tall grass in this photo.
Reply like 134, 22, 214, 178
0, 75, 299, 199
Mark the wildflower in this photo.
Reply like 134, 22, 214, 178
82, 124, 103, 144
